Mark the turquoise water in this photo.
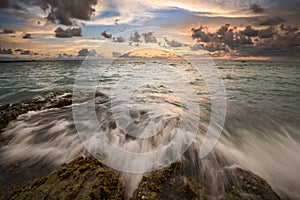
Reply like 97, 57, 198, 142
0, 59, 300, 198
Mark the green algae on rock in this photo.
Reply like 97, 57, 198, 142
131, 161, 281, 200
1, 157, 282, 200
1, 156, 124, 200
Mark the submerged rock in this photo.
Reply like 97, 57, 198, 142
1, 156, 124, 200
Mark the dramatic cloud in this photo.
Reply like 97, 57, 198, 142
113, 36, 125, 43
205, 43, 228, 53
256, 17, 285, 26
164, 38, 183, 47
216, 24, 230, 36
258, 27, 276, 38
191, 23, 300, 58
191, 26, 210, 42
243, 26, 259, 37
78, 48, 97, 57
129, 31, 142, 43
249, 4, 263, 13
0, 29, 16, 34
0, 48, 13, 54
101, 31, 112, 39
54, 27, 82, 38
142, 32, 157, 43
22, 33, 33, 39
0, 0, 23, 10
279, 24, 299, 34
21, 0, 98, 26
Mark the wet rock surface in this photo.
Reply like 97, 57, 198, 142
1, 157, 282, 200
0, 92, 73, 132
131, 162, 281, 200
0, 91, 110, 196
1, 156, 124, 200
0, 92, 283, 200
0, 91, 109, 132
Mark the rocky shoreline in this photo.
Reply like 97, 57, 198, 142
1, 156, 281, 200
0, 92, 283, 199
0, 91, 73, 132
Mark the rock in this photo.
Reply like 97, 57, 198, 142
0, 157, 281, 200
0, 91, 109, 133
131, 162, 281, 200
0, 156, 124, 200
222, 167, 282, 200
0, 91, 74, 132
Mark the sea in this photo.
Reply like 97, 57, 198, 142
0, 59, 299, 199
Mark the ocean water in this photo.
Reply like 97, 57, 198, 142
0, 59, 300, 198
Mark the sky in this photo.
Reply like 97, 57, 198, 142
0, 0, 299, 60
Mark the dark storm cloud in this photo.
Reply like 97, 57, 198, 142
279, 24, 299, 34
101, 31, 112, 39
78, 48, 97, 57
216, 24, 230, 36
205, 43, 228, 53
242, 26, 259, 37
0, 0, 10, 9
191, 23, 300, 58
0, 0, 23, 10
129, 31, 142, 43
54, 27, 82, 38
21, 0, 98, 26
236, 32, 300, 57
191, 26, 210, 42
0, 48, 13, 54
256, 17, 285, 26
0, 29, 16, 34
164, 37, 183, 47
22, 33, 32, 39
258, 27, 276, 38
249, 4, 264, 13
142, 32, 157, 43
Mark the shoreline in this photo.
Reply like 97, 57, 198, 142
0, 92, 283, 199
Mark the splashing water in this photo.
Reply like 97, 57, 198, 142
0, 60, 300, 199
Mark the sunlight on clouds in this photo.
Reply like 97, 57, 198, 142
0, 0, 299, 60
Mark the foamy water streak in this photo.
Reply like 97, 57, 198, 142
0, 60, 300, 199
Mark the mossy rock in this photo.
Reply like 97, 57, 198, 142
221, 168, 281, 200
131, 162, 281, 200
1, 156, 124, 200
1, 158, 282, 200
131, 162, 208, 200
